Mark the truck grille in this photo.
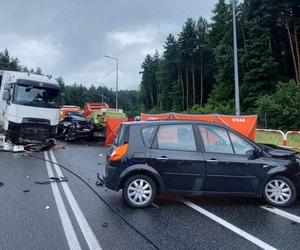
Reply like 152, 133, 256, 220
24, 127, 47, 135
21, 118, 51, 141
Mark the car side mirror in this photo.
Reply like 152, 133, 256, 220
2, 90, 11, 101
246, 149, 259, 160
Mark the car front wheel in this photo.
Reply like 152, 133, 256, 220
123, 175, 157, 208
263, 176, 296, 207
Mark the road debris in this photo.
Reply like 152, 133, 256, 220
0, 140, 24, 152
96, 172, 104, 186
24, 139, 56, 152
35, 177, 68, 185
1, 137, 56, 153
50, 177, 60, 181
23, 189, 30, 193
45, 206, 50, 210
0, 182, 4, 186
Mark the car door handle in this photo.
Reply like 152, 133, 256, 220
156, 156, 169, 162
206, 158, 218, 164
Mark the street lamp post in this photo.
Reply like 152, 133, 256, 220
104, 55, 119, 110
232, 0, 240, 115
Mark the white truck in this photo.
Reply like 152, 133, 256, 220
0, 70, 62, 145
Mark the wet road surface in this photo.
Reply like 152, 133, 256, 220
1, 142, 300, 250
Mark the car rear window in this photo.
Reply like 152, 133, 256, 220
115, 124, 129, 146
141, 126, 156, 147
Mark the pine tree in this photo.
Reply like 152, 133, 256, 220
241, 18, 278, 113
195, 17, 212, 106
0, 49, 21, 71
207, 0, 235, 111
178, 18, 198, 109
163, 34, 181, 110
140, 54, 158, 110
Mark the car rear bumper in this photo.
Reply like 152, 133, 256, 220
295, 172, 300, 190
103, 163, 121, 191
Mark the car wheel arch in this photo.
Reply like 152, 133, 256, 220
119, 165, 165, 194
259, 172, 299, 196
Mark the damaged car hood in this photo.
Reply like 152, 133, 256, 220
268, 149, 296, 157
259, 143, 298, 159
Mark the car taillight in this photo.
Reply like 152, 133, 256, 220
109, 144, 128, 162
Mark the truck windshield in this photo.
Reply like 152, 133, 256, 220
13, 83, 60, 108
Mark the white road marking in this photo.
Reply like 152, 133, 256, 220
49, 150, 102, 250
181, 199, 277, 250
260, 205, 300, 223
44, 151, 82, 250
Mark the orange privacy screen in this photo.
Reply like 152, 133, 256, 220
140, 113, 257, 141
106, 118, 127, 145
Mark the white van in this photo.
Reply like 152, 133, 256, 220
0, 70, 62, 144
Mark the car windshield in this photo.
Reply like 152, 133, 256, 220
13, 83, 60, 108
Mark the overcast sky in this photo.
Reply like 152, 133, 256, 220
0, 0, 217, 90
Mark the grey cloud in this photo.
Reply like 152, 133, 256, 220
0, 0, 217, 90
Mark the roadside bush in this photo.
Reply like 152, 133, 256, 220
257, 81, 300, 131
147, 106, 166, 114
189, 103, 234, 115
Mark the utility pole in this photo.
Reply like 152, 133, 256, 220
232, 0, 240, 115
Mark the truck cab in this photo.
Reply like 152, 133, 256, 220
0, 70, 62, 144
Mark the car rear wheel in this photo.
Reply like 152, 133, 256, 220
123, 175, 156, 208
263, 176, 296, 207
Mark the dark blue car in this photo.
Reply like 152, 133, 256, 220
103, 121, 300, 208
58, 112, 93, 141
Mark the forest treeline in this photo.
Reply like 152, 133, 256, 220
1, 0, 300, 129
140, 0, 300, 130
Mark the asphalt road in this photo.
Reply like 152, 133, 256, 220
1, 142, 300, 250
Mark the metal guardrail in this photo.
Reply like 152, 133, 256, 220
286, 131, 300, 149
256, 129, 300, 151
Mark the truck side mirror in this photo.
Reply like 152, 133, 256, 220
3, 83, 12, 90
2, 90, 10, 101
